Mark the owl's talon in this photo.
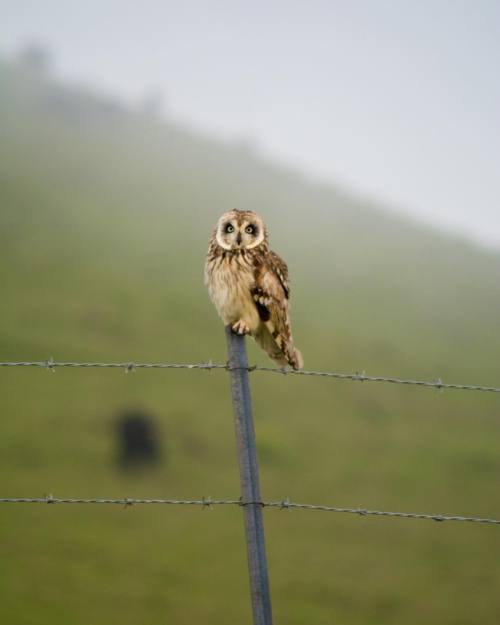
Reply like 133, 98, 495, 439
232, 320, 251, 335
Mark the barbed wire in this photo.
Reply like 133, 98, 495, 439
0, 495, 498, 525
1, 359, 500, 393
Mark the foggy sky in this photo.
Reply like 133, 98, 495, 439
3, 0, 500, 248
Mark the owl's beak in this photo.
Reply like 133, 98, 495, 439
236, 232, 242, 246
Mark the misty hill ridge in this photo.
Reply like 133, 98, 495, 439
1, 58, 499, 378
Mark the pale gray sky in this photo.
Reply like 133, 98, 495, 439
3, 0, 500, 247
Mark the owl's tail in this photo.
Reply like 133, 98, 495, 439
254, 326, 304, 370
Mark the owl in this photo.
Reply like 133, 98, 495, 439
205, 209, 303, 370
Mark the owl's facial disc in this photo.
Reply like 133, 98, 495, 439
215, 211, 266, 250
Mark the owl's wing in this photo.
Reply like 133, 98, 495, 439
252, 251, 289, 319
268, 251, 290, 298
252, 251, 302, 369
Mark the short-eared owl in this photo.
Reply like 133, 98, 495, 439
205, 209, 303, 370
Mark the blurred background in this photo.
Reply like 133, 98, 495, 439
1, 2, 499, 624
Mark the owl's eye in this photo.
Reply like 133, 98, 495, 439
225, 224, 235, 233
245, 225, 256, 235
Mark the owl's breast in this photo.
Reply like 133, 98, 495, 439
205, 252, 260, 330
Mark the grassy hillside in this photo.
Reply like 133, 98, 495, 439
0, 60, 499, 625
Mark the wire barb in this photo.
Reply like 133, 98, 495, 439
201, 496, 213, 510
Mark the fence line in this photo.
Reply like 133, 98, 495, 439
1, 360, 500, 394
0, 496, 498, 525
2, 346, 499, 623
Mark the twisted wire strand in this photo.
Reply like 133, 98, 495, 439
0, 496, 498, 525
0, 360, 499, 393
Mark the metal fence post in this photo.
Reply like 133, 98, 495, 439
225, 326, 273, 625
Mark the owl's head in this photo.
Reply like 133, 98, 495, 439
215, 209, 267, 251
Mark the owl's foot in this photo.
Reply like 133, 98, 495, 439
232, 320, 251, 335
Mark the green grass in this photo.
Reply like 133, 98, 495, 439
0, 60, 499, 624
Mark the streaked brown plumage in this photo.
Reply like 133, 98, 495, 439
204, 209, 303, 369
